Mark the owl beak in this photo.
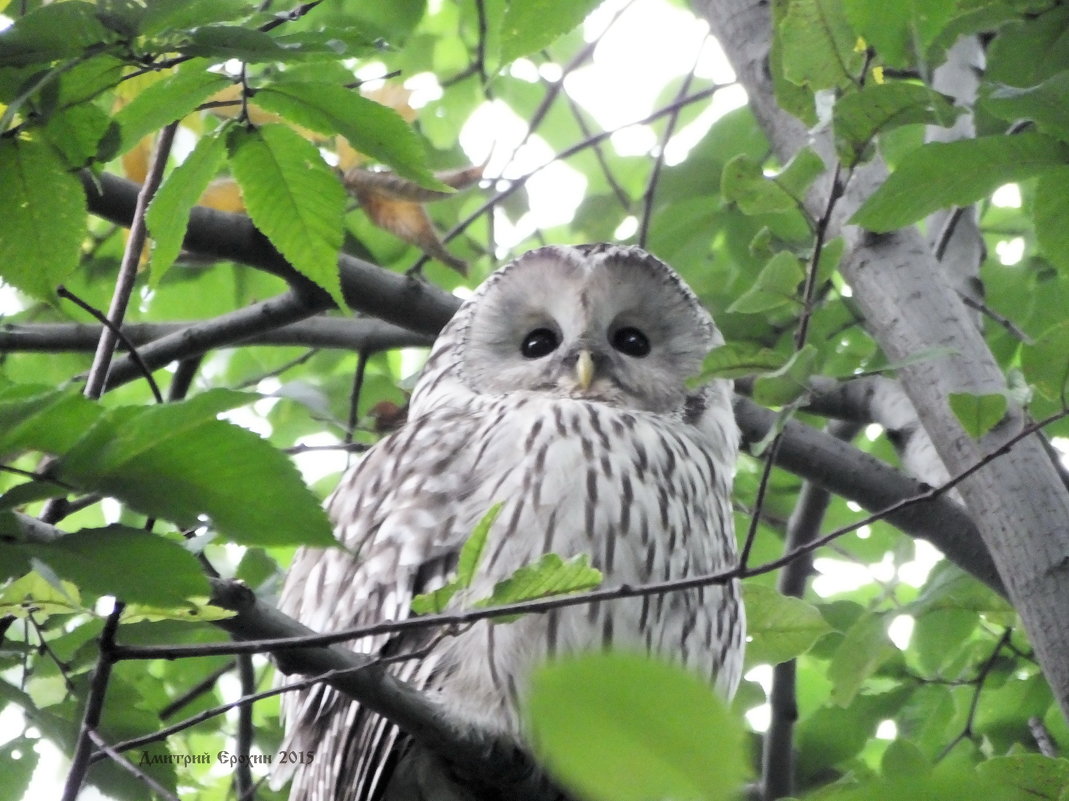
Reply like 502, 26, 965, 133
575, 349, 595, 390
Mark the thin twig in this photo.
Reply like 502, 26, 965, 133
234, 655, 255, 801
935, 628, 1013, 762
86, 728, 183, 801
83, 122, 177, 401
159, 661, 236, 720
56, 286, 164, 404
61, 603, 125, 801
106, 404, 1069, 661
638, 40, 705, 248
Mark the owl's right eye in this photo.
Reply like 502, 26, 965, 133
520, 328, 560, 358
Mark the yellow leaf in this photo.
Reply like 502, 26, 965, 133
198, 177, 246, 213
363, 83, 417, 123
122, 136, 151, 183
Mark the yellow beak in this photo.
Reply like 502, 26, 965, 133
576, 350, 594, 390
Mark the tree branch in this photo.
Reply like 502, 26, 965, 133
78, 171, 461, 337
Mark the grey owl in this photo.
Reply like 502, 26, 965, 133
276, 244, 743, 801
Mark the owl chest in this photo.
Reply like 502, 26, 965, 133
464, 401, 725, 587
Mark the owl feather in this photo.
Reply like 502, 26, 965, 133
277, 244, 743, 801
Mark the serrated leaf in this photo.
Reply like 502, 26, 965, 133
0, 1, 111, 67
146, 130, 228, 282
228, 124, 347, 311
694, 344, 787, 382
948, 391, 1008, 438
779, 0, 864, 90
985, 72, 1069, 143
457, 503, 503, 587
255, 82, 447, 190
827, 612, 895, 706
744, 584, 832, 666
183, 25, 289, 61
412, 504, 505, 614
834, 82, 961, 164
1022, 321, 1069, 401
0, 138, 87, 301
1035, 168, 1069, 274
475, 553, 602, 621
722, 148, 824, 221
0, 571, 84, 617
852, 133, 1069, 231
977, 754, 1069, 800
842, 0, 956, 70
113, 65, 230, 154
139, 0, 257, 38
527, 653, 749, 801
728, 251, 805, 314
499, 0, 603, 62
49, 392, 334, 547
753, 344, 820, 406
0, 739, 38, 801
121, 599, 235, 623
7, 525, 209, 606
0, 385, 102, 455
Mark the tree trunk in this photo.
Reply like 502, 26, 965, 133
694, 0, 1069, 721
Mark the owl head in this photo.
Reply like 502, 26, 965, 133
413, 244, 724, 414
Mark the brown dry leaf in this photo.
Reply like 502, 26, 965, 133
344, 164, 484, 275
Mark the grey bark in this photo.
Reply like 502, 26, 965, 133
696, 0, 1069, 720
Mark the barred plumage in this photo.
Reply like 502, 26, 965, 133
277, 244, 743, 801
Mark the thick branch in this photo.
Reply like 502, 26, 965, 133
734, 398, 1003, 595
79, 171, 461, 337
0, 315, 431, 356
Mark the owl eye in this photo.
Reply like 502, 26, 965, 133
611, 326, 651, 357
521, 328, 560, 358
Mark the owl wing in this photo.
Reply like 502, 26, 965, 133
276, 404, 488, 801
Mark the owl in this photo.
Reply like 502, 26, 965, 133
276, 244, 743, 801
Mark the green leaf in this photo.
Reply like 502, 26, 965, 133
843, 0, 956, 69
0, 1, 111, 67
0, 385, 102, 455
743, 584, 833, 666
254, 81, 447, 190
827, 612, 895, 706
527, 653, 749, 801
6, 525, 209, 606
499, 0, 602, 63
411, 504, 503, 614
851, 133, 1069, 231
985, 72, 1069, 143
753, 344, 820, 406
0, 571, 84, 617
475, 553, 602, 621
728, 251, 805, 314
1034, 168, 1069, 274
457, 503, 503, 587
182, 25, 290, 61
146, 129, 228, 282
722, 148, 825, 216
948, 391, 1008, 438
834, 82, 961, 164
977, 754, 1069, 801
0, 138, 87, 301
227, 124, 347, 311
0, 739, 38, 801
1022, 321, 1069, 402
113, 64, 230, 154
52, 392, 335, 547
139, 0, 258, 38
694, 344, 787, 382
779, 0, 864, 90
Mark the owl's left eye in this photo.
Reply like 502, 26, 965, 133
521, 328, 560, 358
611, 326, 651, 357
